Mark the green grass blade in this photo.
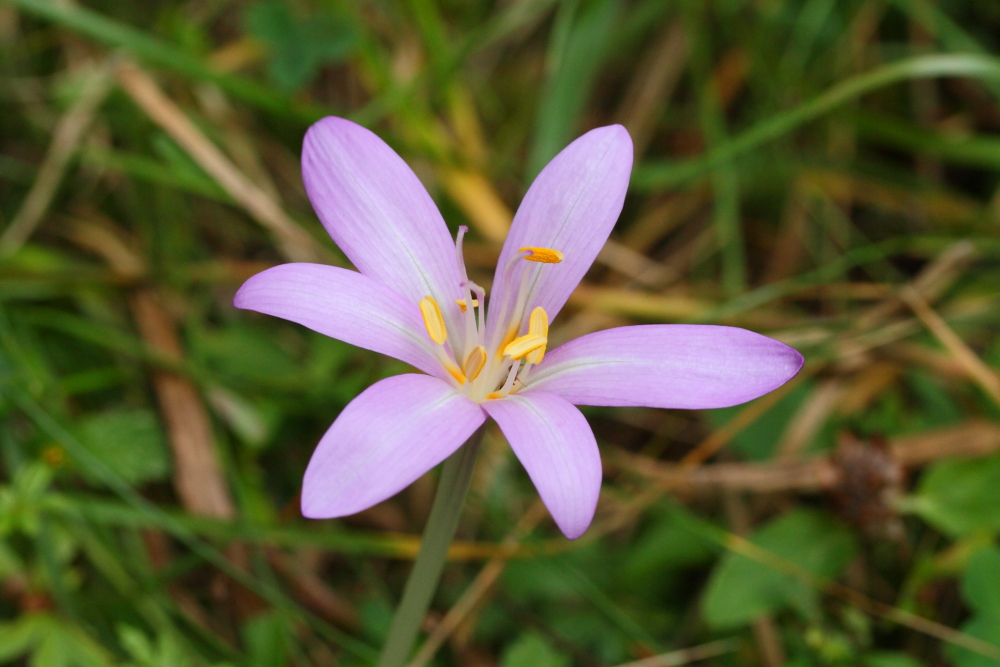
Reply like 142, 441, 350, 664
634, 54, 1000, 190
8, 0, 328, 123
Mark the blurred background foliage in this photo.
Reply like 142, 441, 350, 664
1, 0, 1000, 665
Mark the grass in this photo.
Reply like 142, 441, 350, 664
2, 0, 1000, 666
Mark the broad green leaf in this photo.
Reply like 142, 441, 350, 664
119, 624, 192, 667
245, 1, 358, 92
946, 546, 1000, 667
910, 455, 1000, 536
961, 546, 1000, 615
622, 504, 719, 588
0, 616, 41, 662
78, 410, 170, 486
500, 632, 570, 667
702, 509, 857, 629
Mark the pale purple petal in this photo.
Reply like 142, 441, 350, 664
488, 125, 632, 336
302, 117, 466, 347
234, 263, 449, 381
302, 374, 486, 518
482, 392, 601, 539
527, 325, 804, 409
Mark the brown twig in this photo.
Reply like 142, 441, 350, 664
614, 421, 1000, 496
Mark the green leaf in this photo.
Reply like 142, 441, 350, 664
910, 454, 1000, 536
0, 616, 42, 663
117, 625, 191, 667
633, 54, 1000, 191
706, 379, 814, 460
500, 632, 570, 667
527, 0, 620, 178
863, 651, 926, 667
78, 410, 170, 486
946, 546, 1000, 667
961, 546, 1000, 615
621, 505, 719, 588
245, 1, 358, 92
192, 325, 300, 389
702, 509, 857, 629
6, 0, 326, 122
243, 611, 291, 667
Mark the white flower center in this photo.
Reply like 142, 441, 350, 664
417, 226, 561, 402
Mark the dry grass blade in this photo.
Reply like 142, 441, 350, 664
439, 167, 512, 244
115, 61, 324, 264
901, 286, 1000, 407
0, 59, 116, 257
612, 638, 740, 667
853, 240, 978, 331
679, 371, 811, 468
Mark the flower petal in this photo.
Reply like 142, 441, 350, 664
482, 391, 601, 539
527, 325, 804, 409
234, 263, 446, 381
302, 117, 466, 345
488, 125, 632, 335
302, 374, 486, 518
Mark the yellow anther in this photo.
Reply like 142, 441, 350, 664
528, 307, 549, 337
454, 298, 479, 313
519, 247, 564, 263
463, 345, 487, 382
419, 296, 448, 345
503, 333, 547, 361
526, 307, 549, 365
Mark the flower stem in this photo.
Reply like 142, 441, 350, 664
376, 426, 486, 667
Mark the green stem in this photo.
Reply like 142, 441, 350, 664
376, 426, 486, 667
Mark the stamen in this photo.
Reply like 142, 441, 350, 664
432, 344, 466, 385
526, 307, 549, 365
487, 250, 532, 352
463, 345, 487, 382
519, 247, 564, 263
445, 364, 467, 385
503, 333, 547, 361
502, 261, 538, 349
419, 296, 447, 345
486, 362, 521, 400
455, 298, 479, 312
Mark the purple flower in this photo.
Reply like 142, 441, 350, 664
234, 118, 803, 539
